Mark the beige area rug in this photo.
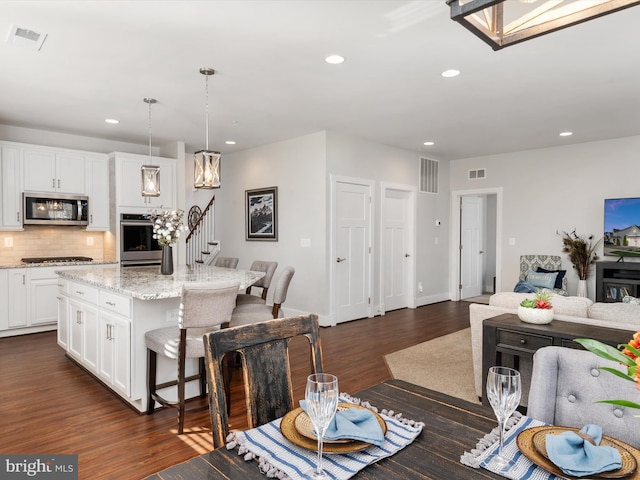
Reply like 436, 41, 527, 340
462, 294, 491, 304
384, 328, 479, 404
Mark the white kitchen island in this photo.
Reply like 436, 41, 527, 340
56, 265, 264, 412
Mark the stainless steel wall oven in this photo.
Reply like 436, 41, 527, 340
120, 213, 162, 266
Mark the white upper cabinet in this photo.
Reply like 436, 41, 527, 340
85, 155, 110, 231
23, 147, 85, 194
111, 152, 175, 211
0, 145, 23, 230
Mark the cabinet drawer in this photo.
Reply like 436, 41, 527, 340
68, 282, 98, 303
496, 328, 553, 354
100, 291, 131, 318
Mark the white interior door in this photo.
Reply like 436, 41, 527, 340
332, 179, 372, 324
460, 195, 484, 299
382, 187, 415, 312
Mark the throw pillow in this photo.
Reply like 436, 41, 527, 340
536, 267, 567, 290
622, 295, 640, 305
525, 269, 558, 290
513, 280, 537, 293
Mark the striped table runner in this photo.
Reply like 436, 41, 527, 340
226, 394, 424, 480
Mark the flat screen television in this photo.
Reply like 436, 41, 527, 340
604, 197, 640, 258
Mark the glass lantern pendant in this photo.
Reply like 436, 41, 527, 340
142, 97, 160, 197
194, 150, 220, 189
194, 67, 221, 189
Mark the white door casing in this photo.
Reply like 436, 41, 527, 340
330, 175, 373, 325
381, 183, 416, 312
460, 195, 484, 299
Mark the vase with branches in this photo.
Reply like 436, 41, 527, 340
559, 229, 602, 281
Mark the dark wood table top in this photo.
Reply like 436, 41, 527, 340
145, 379, 505, 479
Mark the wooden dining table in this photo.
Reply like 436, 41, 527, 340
144, 379, 506, 479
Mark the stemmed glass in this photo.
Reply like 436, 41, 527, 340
486, 366, 521, 470
305, 373, 339, 479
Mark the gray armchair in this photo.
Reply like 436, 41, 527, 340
527, 346, 640, 448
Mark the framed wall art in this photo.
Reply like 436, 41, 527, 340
246, 186, 278, 241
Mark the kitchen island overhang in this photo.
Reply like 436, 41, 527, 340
56, 265, 265, 412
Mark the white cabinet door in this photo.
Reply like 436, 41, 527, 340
99, 311, 131, 396
23, 148, 56, 192
56, 152, 85, 194
30, 277, 59, 325
115, 154, 175, 211
0, 270, 8, 331
1, 145, 23, 230
85, 155, 110, 230
57, 293, 69, 349
68, 299, 83, 360
23, 148, 86, 194
81, 303, 99, 374
7, 269, 28, 328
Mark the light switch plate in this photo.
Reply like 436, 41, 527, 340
300, 238, 311, 248
4, 237, 13, 247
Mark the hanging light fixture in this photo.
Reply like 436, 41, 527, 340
141, 97, 160, 197
194, 67, 221, 189
447, 0, 640, 51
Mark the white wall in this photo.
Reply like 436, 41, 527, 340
449, 135, 640, 299
214, 132, 328, 318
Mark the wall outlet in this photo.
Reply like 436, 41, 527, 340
166, 309, 179, 323
4, 237, 13, 247
86, 236, 94, 246
508, 237, 516, 246
418, 282, 423, 293
300, 238, 311, 248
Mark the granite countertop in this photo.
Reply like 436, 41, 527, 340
0, 260, 118, 269
56, 265, 265, 300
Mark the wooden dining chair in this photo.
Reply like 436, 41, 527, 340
202, 314, 323, 448
235, 260, 278, 305
145, 279, 239, 434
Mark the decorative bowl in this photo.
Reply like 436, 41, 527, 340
517, 305, 554, 324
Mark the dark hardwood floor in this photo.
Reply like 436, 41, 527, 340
0, 300, 470, 480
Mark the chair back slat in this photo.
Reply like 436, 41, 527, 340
203, 314, 323, 448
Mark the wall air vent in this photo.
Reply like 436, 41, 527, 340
468, 168, 486, 180
419, 157, 439, 194
6, 24, 47, 51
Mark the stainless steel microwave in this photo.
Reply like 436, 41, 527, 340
23, 192, 89, 226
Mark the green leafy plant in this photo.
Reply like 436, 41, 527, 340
520, 291, 552, 309
574, 332, 640, 410
559, 229, 602, 280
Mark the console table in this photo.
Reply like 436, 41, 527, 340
481, 314, 634, 407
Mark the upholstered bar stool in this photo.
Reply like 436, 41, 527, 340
145, 279, 239, 434
235, 260, 278, 306
230, 266, 295, 326
214, 256, 239, 269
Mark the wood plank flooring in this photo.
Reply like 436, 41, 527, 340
0, 300, 470, 480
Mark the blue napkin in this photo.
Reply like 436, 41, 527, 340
545, 424, 622, 477
300, 401, 385, 447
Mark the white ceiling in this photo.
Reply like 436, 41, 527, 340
1, 0, 640, 161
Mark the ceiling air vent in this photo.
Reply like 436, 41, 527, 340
468, 168, 486, 180
6, 24, 47, 51
419, 157, 439, 194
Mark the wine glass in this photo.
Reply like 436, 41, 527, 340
305, 373, 339, 479
486, 366, 521, 470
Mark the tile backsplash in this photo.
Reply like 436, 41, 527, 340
0, 227, 115, 265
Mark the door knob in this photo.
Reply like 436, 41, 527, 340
405, 253, 410, 257
336, 257, 346, 263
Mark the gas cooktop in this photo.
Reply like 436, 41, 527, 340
21, 256, 94, 264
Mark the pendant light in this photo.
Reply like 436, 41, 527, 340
194, 67, 221, 189
141, 97, 160, 197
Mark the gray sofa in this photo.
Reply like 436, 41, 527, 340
470, 292, 639, 404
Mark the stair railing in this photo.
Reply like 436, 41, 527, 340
185, 195, 218, 266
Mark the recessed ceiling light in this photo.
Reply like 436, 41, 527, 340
105, 118, 119, 124
441, 69, 460, 78
423, 141, 435, 146
559, 131, 573, 137
325, 55, 345, 65
225, 140, 236, 145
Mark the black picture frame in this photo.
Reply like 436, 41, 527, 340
246, 187, 278, 241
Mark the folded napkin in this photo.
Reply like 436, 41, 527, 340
300, 401, 385, 447
545, 424, 622, 477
